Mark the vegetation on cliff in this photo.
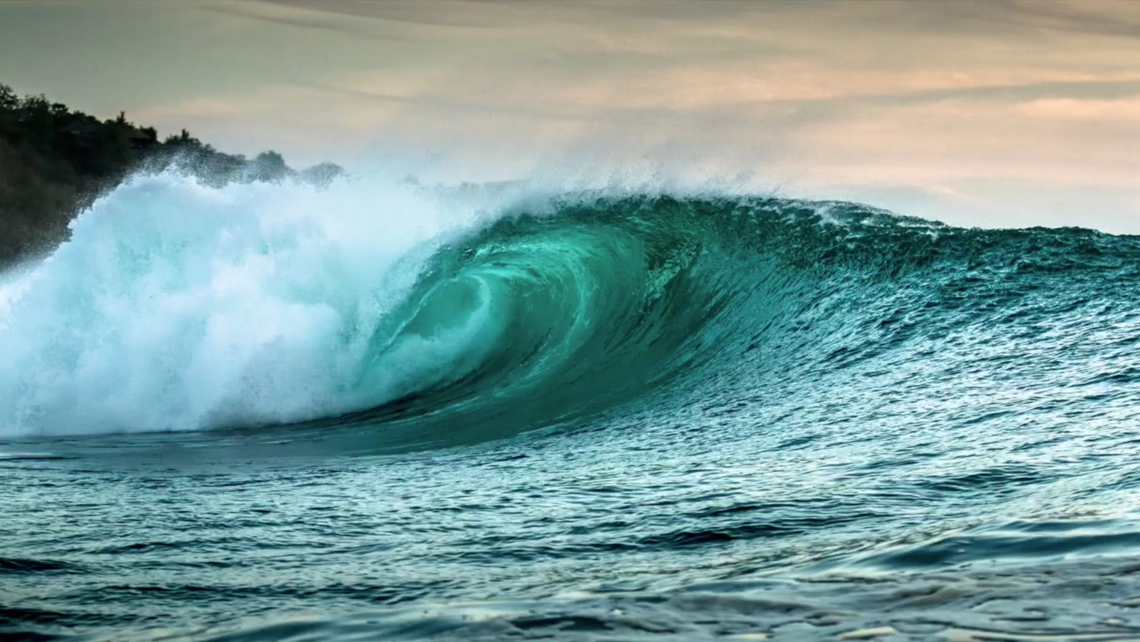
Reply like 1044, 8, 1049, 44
0, 83, 344, 265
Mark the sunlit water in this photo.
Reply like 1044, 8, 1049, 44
4, 173, 1140, 641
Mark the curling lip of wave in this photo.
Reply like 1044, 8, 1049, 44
0, 170, 808, 439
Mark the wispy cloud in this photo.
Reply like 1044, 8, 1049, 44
204, 1, 403, 42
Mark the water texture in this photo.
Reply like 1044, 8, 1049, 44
4, 173, 1140, 640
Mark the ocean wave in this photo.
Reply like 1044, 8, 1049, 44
1, 171, 1138, 448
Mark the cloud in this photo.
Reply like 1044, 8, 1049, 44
238, 0, 1140, 43
1017, 96, 1140, 121
203, 1, 403, 41
1005, 0, 1140, 40
19, 0, 1138, 230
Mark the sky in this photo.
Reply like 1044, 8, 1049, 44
1, 0, 1138, 231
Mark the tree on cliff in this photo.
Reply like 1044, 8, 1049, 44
0, 83, 346, 265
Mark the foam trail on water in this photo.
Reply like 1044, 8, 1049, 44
0, 171, 500, 436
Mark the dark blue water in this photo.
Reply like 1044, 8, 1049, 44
4, 176, 1140, 640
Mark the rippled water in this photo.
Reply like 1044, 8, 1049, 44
4, 174, 1140, 640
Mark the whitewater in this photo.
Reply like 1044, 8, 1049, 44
0, 173, 506, 434
5, 169, 1140, 641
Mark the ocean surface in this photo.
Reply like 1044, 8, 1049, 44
4, 173, 1140, 641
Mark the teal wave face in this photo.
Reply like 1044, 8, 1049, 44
338, 196, 748, 447
294, 194, 1140, 454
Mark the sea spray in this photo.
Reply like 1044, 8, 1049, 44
0, 171, 499, 434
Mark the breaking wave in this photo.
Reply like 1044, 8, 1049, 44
2, 171, 1138, 450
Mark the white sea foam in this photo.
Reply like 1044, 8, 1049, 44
0, 170, 505, 436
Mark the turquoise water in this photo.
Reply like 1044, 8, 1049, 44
4, 174, 1140, 640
